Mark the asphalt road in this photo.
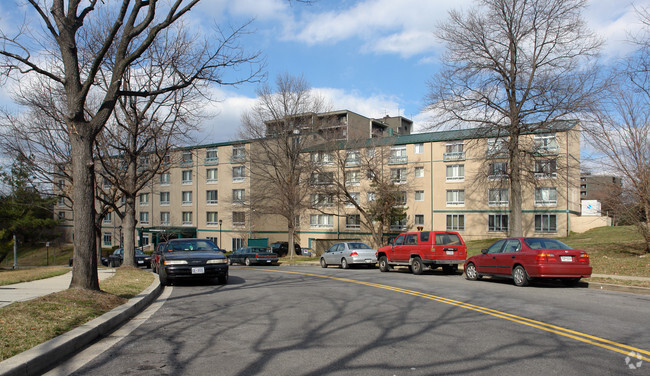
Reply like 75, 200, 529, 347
51, 266, 650, 375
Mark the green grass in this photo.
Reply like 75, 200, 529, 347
0, 267, 154, 361
2, 243, 74, 268
0, 267, 70, 286
465, 226, 650, 278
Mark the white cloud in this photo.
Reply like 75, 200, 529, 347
314, 87, 403, 119
193, 88, 257, 144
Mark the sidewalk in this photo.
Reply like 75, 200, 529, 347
0, 268, 116, 308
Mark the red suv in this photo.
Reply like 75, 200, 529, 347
376, 231, 467, 274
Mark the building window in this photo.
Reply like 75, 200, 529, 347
414, 166, 424, 178
310, 214, 334, 228
345, 170, 361, 186
160, 172, 170, 185
414, 143, 424, 154
446, 189, 465, 206
367, 148, 375, 158
182, 191, 193, 205
488, 162, 508, 179
488, 188, 509, 206
160, 192, 170, 206
57, 179, 66, 190
311, 193, 334, 207
103, 232, 112, 247
535, 159, 557, 178
233, 212, 246, 226
102, 178, 111, 189
389, 146, 407, 164
205, 148, 218, 164
415, 214, 425, 226
345, 150, 361, 167
310, 172, 334, 186
396, 191, 407, 206
58, 197, 66, 206
141, 233, 150, 246
182, 211, 193, 225
232, 238, 244, 251
415, 190, 424, 201
346, 192, 361, 207
232, 166, 245, 182
182, 170, 192, 185
535, 187, 557, 206
139, 211, 149, 225
446, 214, 465, 231
444, 142, 465, 161
311, 151, 333, 165
487, 137, 508, 158
181, 150, 193, 166
160, 212, 170, 226
488, 214, 509, 232
58, 211, 65, 220
232, 189, 245, 204
390, 215, 407, 231
346, 214, 361, 229
206, 168, 218, 183
534, 133, 558, 154
207, 212, 219, 226
390, 168, 407, 184
367, 192, 376, 202
103, 212, 112, 224
535, 214, 557, 233
231, 145, 246, 162
139, 193, 149, 206
446, 164, 465, 181
206, 190, 218, 204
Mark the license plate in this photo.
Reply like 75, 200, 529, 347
365, 259, 373, 263
446, 251, 454, 255
266, 260, 271, 263
560, 256, 572, 262
137, 260, 144, 264
191, 267, 205, 274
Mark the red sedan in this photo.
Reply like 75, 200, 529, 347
464, 237, 592, 286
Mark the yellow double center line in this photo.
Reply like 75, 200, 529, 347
260, 268, 650, 361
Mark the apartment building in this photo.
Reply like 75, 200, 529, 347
56, 111, 584, 252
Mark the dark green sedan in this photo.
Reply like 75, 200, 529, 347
228, 247, 279, 266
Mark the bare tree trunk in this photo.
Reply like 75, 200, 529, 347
288, 223, 295, 261
69, 132, 99, 290
122, 195, 137, 267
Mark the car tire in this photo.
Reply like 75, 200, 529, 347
411, 257, 424, 275
110, 259, 116, 268
465, 263, 479, 281
513, 265, 529, 287
228, 258, 233, 265
442, 264, 457, 274
341, 258, 349, 269
320, 258, 327, 268
159, 267, 170, 286
244, 257, 251, 266
561, 277, 581, 286
218, 273, 228, 284
378, 256, 390, 272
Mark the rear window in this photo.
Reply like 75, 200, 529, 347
347, 242, 371, 249
435, 234, 462, 245
251, 247, 269, 253
524, 238, 572, 250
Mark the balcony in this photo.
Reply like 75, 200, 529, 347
443, 152, 466, 161
388, 156, 408, 165
205, 157, 219, 165
230, 155, 246, 163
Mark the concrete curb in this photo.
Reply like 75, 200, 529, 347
0, 277, 162, 376
585, 281, 650, 295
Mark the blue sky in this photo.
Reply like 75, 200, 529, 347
1, 0, 648, 145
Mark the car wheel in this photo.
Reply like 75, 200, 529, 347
320, 258, 327, 268
244, 257, 251, 266
411, 257, 424, 275
218, 273, 228, 284
341, 258, 349, 269
513, 265, 529, 287
465, 263, 479, 281
110, 259, 116, 268
228, 258, 233, 265
561, 277, 581, 286
159, 267, 169, 286
442, 264, 457, 274
378, 256, 390, 272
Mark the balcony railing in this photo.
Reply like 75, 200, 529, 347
443, 152, 466, 161
204, 157, 219, 165
230, 155, 246, 163
388, 156, 408, 165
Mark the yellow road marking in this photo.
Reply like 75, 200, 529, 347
254, 268, 650, 361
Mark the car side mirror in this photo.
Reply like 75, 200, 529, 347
481, 249, 488, 254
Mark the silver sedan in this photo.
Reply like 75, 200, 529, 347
320, 242, 377, 269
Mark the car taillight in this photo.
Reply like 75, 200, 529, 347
350, 251, 358, 256
536, 253, 557, 262
578, 253, 589, 263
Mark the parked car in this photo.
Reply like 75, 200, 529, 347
320, 242, 377, 269
464, 237, 592, 287
157, 238, 228, 286
376, 231, 467, 275
151, 242, 167, 273
108, 248, 151, 268
270, 242, 302, 257
228, 247, 279, 266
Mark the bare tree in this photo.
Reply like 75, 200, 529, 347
426, 0, 602, 236
0, 1, 261, 290
240, 73, 328, 260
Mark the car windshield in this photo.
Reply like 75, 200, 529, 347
168, 240, 220, 252
347, 242, 371, 249
524, 238, 572, 250
135, 249, 145, 255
